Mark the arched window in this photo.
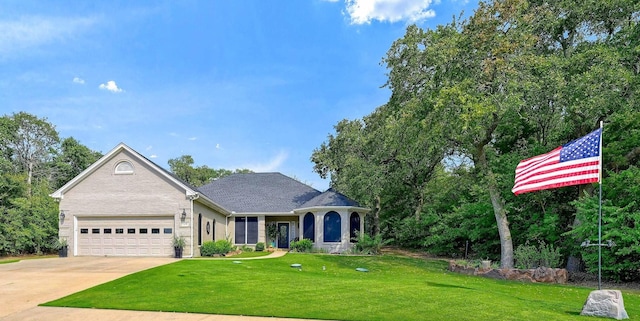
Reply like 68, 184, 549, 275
114, 161, 134, 174
212, 219, 215, 241
323, 211, 341, 242
350, 212, 360, 242
303, 212, 315, 241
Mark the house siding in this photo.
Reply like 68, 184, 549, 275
192, 201, 227, 256
58, 149, 191, 257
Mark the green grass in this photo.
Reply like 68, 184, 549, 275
0, 254, 56, 264
43, 254, 640, 320
225, 251, 272, 258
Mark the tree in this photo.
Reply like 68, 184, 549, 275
167, 155, 251, 187
0, 112, 60, 195
52, 137, 102, 189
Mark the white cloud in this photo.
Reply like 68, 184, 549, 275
150, 154, 157, 158
215, 143, 221, 149
73, 77, 85, 84
145, 145, 153, 151
0, 16, 98, 58
245, 150, 288, 172
344, 0, 436, 24
99, 80, 123, 93
188, 137, 197, 141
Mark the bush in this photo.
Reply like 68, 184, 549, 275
353, 231, 389, 255
255, 242, 265, 251
290, 239, 313, 252
200, 239, 235, 256
514, 241, 562, 269
240, 245, 254, 252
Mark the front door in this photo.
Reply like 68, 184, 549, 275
277, 223, 289, 249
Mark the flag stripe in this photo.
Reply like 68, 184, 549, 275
515, 148, 561, 174
513, 158, 600, 188
512, 128, 601, 195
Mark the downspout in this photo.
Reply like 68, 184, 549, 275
187, 193, 199, 258
189, 198, 194, 258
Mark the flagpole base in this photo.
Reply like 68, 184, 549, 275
581, 290, 628, 319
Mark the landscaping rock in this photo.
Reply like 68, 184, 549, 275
448, 261, 567, 284
581, 290, 629, 320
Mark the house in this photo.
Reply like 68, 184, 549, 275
50, 143, 369, 257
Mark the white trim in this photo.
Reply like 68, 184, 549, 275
293, 206, 370, 214
73, 215, 78, 256
114, 160, 134, 174
189, 198, 194, 258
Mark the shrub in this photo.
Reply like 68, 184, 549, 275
290, 239, 313, 252
514, 241, 562, 269
200, 239, 235, 256
200, 241, 216, 256
240, 245, 254, 252
353, 231, 389, 255
255, 242, 265, 251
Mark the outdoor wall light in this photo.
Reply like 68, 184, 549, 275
59, 210, 65, 220
181, 209, 187, 220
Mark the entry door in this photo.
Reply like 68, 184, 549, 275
277, 223, 289, 249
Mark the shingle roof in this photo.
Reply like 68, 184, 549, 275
301, 188, 361, 208
197, 173, 322, 213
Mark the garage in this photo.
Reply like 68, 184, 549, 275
76, 216, 174, 257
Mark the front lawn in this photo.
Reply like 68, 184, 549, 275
43, 254, 640, 320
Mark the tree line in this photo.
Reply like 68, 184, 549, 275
312, 0, 639, 280
0, 112, 103, 255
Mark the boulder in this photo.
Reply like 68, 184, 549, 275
581, 290, 629, 320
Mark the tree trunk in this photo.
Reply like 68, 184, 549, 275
27, 161, 33, 196
414, 191, 424, 221
373, 195, 381, 236
476, 145, 514, 268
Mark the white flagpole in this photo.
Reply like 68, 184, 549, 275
598, 120, 603, 290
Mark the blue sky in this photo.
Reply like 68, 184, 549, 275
1, 0, 478, 190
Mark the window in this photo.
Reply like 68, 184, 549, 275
164, 228, 172, 234
212, 220, 215, 240
114, 161, 134, 174
350, 212, 361, 242
92, 228, 100, 234
140, 228, 148, 234
323, 211, 341, 242
104, 228, 112, 234
235, 217, 245, 244
247, 217, 258, 244
235, 217, 258, 244
198, 213, 202, 246
116, 228, 124, 234
127, 228, 136, 234
303, 212, 315, 241
80, 228, 88, 234
151, 228, 160, 234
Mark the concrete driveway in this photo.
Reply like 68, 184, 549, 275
0, 256, 174, 320
0, 254, 320, 321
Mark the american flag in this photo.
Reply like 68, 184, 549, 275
512, 128, 601, 195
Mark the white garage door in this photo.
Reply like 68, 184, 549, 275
77, 216, 174, 257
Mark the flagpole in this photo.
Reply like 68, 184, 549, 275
598, 120, 603, 290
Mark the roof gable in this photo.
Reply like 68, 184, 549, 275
51, 143, 199, 200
